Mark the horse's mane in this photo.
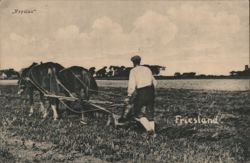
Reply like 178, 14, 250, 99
39, 62, 64, 70
30, 62, 64, 77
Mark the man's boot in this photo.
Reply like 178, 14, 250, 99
136, 117, 151, 131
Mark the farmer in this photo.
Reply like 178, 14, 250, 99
124, 55, 157, 136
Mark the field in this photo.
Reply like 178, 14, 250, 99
0, 85, 250, 162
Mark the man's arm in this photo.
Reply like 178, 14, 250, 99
152, 74, 157, 87
127, 70, 136, 96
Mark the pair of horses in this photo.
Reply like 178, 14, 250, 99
17, 62, 98, 120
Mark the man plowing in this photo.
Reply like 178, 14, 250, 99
118, 55, 157, 137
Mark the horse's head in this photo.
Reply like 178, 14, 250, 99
78, 69, 98, 100
17, 76, 28, 95
89, 74, 98, 95
17, 62, 38, 95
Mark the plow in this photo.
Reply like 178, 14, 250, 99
22, 73, 124, 128
48, 94, 121, 127
15, 62, 133, 128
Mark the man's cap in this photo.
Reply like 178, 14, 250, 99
131, 55, 141, 63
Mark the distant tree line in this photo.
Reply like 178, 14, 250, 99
2, 64, 249, 80
93, 65, 166, 78
230, 65, 250, 77
174, 72, 196, 78
171, 65, 250, 79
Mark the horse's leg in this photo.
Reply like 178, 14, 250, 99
21, 92, 28, 109
80, 88, 90, 118
39, 93, 48, 118
84, 87, 89, 100
51, 98, 59, 120
28, 88, 34, 116
80, 88, 84, 100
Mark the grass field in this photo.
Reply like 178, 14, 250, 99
0, 85, 250, 162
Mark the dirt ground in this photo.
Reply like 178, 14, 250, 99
0, 85, 250, 162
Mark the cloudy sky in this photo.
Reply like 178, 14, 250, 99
0, 0, 249, 75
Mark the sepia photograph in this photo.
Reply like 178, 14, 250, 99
0, 0, 249, 162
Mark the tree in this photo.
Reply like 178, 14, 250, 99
89, 67, 96, 76
174, 72, 181, 77
96, 66, 107, 77
143, 65, 165, 75
182, 72, 196, 77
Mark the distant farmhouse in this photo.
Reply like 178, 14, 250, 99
0, 69, 20, 80
230, 65, 250, 77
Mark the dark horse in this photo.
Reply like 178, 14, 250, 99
59, 66, 98, 100
18, 62, 98, 120
18, 62, 64, 120
18, 62, 40, 116
58, 66, 99, 116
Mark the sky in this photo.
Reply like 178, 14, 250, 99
0, 0, 249, 75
